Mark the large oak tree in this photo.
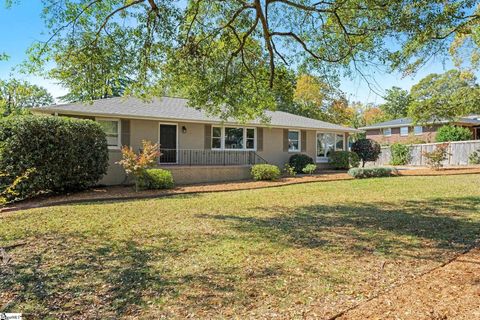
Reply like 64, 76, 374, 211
9, 0, 480, 120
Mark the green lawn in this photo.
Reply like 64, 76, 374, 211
1, 175, 480, 319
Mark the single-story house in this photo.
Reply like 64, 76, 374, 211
34, 96, 360, 185
360, 117, 480, 145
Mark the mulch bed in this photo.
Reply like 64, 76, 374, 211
2, 166, 480, 214
335, 246, 480, 319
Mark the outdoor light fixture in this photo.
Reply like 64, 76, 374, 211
182, 126, 187, 133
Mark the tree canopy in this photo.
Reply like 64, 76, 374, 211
8, 0, 479, 120
379, 87, 411, 120
408, 69, 480, 123
0, 79, 54, 117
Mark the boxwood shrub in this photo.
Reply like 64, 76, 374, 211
329, 151, 360, 169
137, 168, 174, 190
0, 116, 108, 202
348, 167, 398, 179
288, 154, 314, 173
251, 164, 281, 181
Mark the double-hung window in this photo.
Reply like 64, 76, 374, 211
400, 126, 409, 136
211, 127, 255, 150
383, 128, 392, 137
212, 127, 222, 149
288, 130, 300, 152
97, 119, 120, 149
414, 126, 423, 135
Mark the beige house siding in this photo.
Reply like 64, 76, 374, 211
47, 113, 352, 185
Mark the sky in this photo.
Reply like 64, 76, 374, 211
0, 1, 462, 104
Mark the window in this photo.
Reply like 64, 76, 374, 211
383, 128, 392, 136
246, 128, 255, 149
317, 133, 345, 162
212, 127, 255, 150
288, 130, 300, 152
212, 127, 222, 149
225, 127, 244, 149
97, 119, 120, 148
414, 126, 423, 135
400, 126, 409, 136
335, 134, 344, 151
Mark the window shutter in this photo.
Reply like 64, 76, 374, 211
257, 127, 263, 151
283, 129, 289, 152
301, 130, 307, 152
204, 124, 212, 149
121, 119, 130, 147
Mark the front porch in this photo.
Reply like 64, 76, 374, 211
158, 148, 268, 166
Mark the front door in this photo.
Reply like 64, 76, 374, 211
159, 124, 177, 163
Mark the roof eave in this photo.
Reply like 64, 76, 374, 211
34, 108, 360, 133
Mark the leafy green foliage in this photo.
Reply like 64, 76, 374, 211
380, 87, 411, 120
435, 125, 473, 142
422, 143, 450, 170
329, 151, 360, 170
0, 116, 108, 202
137, 168, 174, 190
289, 154, 314, 173
302, 164, 317, 174
0, 79, 53, 117
390, 143, 411, 165
283, 163, 296, 177
469, 150, 480, 165
408, 70, 480, 123
348, 167, 398, 179
251, 164, 281, 181
13, 0, 479, 120
351, 139, 381, 167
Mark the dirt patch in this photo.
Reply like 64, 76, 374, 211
2, 166, 480, 214
335, 247, 480, 319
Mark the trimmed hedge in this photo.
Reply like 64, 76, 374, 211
329, 151, 360, 169
137, 169, 174, 190
0, 116, 108, 202
348, 167, 398, 179
251, 164, 281, 181
289, 154, 314, 173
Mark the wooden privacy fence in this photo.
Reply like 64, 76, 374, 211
372, 140, 480, 167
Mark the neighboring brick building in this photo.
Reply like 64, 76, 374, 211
360, 117, 480, 145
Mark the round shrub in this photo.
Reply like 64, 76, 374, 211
351, 139, 381, 167
390, 143, 411, 165
302, 164, 317, 174
137, 169, 174, 190
436, 125, 473, 142
329, 151, 360, 169
251, 164, 281, 181
0, 116, 108, 202
288, 154, 314, 173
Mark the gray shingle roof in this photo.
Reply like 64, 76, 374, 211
35, 96, 360, 132
360, 116, 480, 130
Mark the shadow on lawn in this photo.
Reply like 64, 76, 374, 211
198, 196, 480, 256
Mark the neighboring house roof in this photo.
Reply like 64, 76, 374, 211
360, 117, 480, 130
34, 96, 360, 133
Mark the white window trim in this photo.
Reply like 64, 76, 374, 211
288, 130, 301, 153
316, 132, 346, 163
383, 128, 392, 137
414, 126, 423, 136
400, 126, 409, 136
211, 126, 257, 151
96, 117, 121, 150
158, 122, 179, 164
